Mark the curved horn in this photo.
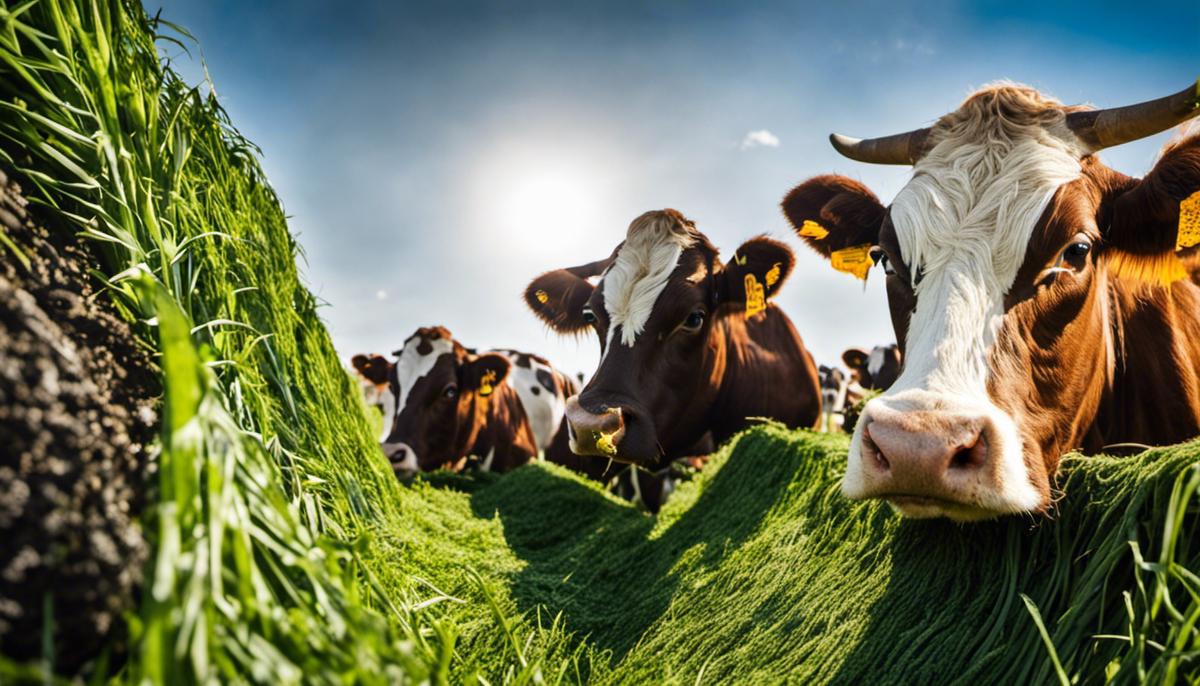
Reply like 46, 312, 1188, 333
829, 128, 932, 165
1067, 79, 1200, 153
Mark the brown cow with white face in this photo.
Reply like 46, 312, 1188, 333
380, 326, 580, 475
525, 209, 822, 468
783, 80, 1200, 521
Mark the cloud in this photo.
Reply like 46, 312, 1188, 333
740, 129, 780, 150
376, 289, 388, 300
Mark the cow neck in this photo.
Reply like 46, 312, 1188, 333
464, 382, 537, 471
1092, 274, 1200, 447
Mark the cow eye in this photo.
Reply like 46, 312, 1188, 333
443, 385, 458, 400
1054, 236, 1092, 271
1063, 241, 1091, 262
869, 247, 895, 276
682, 310, 706, 331
582, 307, 597, 324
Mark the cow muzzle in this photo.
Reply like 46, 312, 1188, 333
565, 395, 626, 458
843, 392, 1044, 521
381, 440, 419, 477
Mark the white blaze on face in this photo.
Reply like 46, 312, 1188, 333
381, 335, 455, 444
846, 102, 1084, 516
602, 212, 695, 347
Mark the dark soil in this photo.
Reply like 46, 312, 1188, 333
0, 169, 158, 672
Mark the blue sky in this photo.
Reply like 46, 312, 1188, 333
150, 0, 1199, 377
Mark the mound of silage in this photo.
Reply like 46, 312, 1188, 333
403, 426, 1200, 684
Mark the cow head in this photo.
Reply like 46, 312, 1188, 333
841, 344, 902, 391
352, 353, 393, 386
525, 209, 794, 466
818, 364, 848, 411
380, 326, 511, 475
784, 80, 1200, 521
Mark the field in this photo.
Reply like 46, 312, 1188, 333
0, 1, 1198, 684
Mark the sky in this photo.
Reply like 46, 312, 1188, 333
149, 0, 1199, 378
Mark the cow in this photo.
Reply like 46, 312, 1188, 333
351, 353, 395, 440
782, 80, 1200, 521
820, 345, 903, 432
818, 364, 850, 432
524, 208, 823, 472
377, 327, 674, 509
842, 344, 903, 393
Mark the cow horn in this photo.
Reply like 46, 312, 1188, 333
828, 128, 933, 165
1067, 79, 1200, 153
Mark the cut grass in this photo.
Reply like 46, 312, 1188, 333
401, 426, 1200, 684
0, 1, 1197, 684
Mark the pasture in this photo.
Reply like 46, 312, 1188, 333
0, 1, 1198, 684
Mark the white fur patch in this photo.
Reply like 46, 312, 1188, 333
851, 93, 1083, 515
866, 347, 886, 379
602, 214, 695, 346
479, 447, 496, 472
377, 386, 396, 442
391, 335, 454, 429
500, 352, 566, 453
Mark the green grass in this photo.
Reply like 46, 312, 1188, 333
0, 1, 1198, 684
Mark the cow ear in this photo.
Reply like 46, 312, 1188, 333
1104, 135, 1200, 286
782, 175, 887, 280
524, 256, 612, 333
842, 348, 868, 370
722, 236, 794, 314
351, 354, 370, 374
463, 353, 510, 398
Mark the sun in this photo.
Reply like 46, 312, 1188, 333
494, 166, 599, 256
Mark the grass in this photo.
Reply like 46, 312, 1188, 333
0, 1, 1198, 684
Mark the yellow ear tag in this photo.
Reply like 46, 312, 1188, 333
479, 369, 497, 397
831, 244, 873, 281
744, 273, 766, 318
764, 262, 782, 288
733, 252, 748, 266
1178, 189, 1200, 250
799, 220, 830, 240
535, 289, 549, 304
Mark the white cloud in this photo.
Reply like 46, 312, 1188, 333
375, 289, 388, 300
740, 129, 780, 150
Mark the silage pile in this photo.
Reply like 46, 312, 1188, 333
0, 2, 1196, 684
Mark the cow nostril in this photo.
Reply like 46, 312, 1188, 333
862, 424, 891, 471
949, 436, 987, 470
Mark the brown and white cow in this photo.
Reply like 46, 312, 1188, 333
819, 346, 901, 432
842, 344, 903, 393
380, 326, 584, 475
783, 80, 1200, 521
525, 209, 822, 469
351, 353, 395, 440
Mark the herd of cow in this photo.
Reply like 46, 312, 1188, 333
352, 80, 1200, 521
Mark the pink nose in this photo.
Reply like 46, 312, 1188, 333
857, 409, 990, 500
565, 395, 625, 457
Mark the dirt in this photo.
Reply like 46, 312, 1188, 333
0, 169, 158, 672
